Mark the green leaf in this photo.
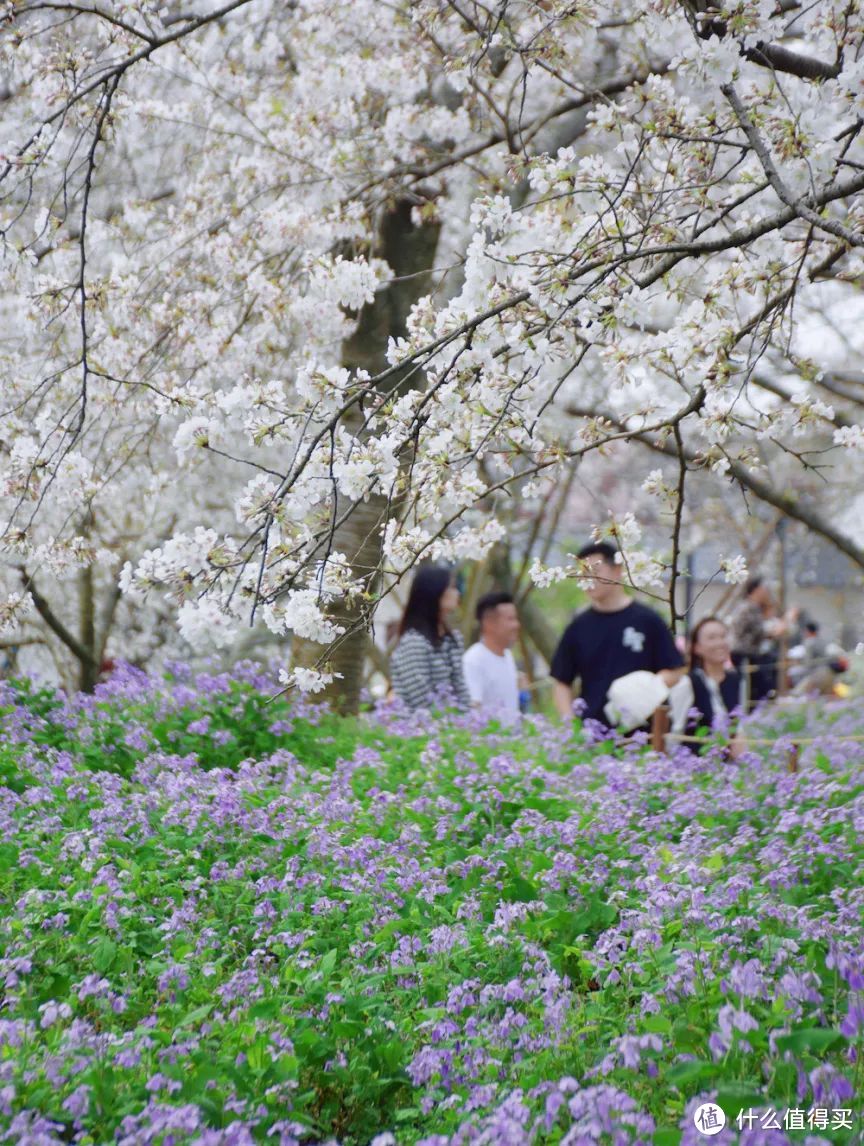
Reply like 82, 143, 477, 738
92, 937, 117, 972
333, 1018, 363, 1038
670, 1022, 706, 1052
319, 948, 338, 978
272, 1054, 298, 1081
374, 1038, 406, 1074
504, 873, 539, 902
293, 1027, 331, 1065
666, 1060, 712, 1087
814, 751, 833, 773
373, 918, 406, 944
715, 1085, 768, 1118
246, 1038, 270, 1072
175, 1003, 214, 1029
642, 1014, 672, 1035
248, 999, 282, 1020
653, 1130, 683, 1146
774, 1027, 846, 1055
523, 796, 569, 820
568, 897, 618, 937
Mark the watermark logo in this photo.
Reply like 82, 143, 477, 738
693, 1104, 726, 1136
738, 1108, 854, 1132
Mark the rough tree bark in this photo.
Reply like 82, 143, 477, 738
291, 201, 442, 712
20, 504, 124, 691
78, 565, 100, 693
21, 568, 100, 692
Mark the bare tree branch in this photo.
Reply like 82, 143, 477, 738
680, 2, 841, 79
19, 568, 100, 669
0, 0, 263, 187
668, 421, 687, 633
723, 83, 864, 250
17, 2, 158, 43
743, 40, 841, 82
72, 74, 119, 445
564, 404, 864, 568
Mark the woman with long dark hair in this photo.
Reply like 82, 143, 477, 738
390, 565, 471, 710
669, 616, 745, 739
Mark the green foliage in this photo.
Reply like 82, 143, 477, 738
0, 675, 861, 1143
529, 575, 587, 631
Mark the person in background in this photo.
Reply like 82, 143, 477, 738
801, 620, 828, 672
729, 576, 798, 707
462, 592, 521, 723
550, 541, 684, 727
792, 620, 840, 696
390, 564, 471, 711
669, 616, 744, 742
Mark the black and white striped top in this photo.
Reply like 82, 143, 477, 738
390, 629, 471, 711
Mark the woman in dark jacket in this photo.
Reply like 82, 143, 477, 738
389, 565, 471, 710
669, 616, 744, 739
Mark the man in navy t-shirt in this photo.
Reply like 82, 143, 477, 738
550, 541, 684, 726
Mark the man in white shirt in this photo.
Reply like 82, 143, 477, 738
462, 592, 521, 722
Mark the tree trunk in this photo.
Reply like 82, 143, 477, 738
290, 103, 604, 713
291, 201, 442, 712
290, 493, 390, 709
78, 564, 99, 693
21, 566, 100, 693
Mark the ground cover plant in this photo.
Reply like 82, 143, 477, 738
0, 664, 862, 1145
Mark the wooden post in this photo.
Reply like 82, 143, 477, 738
651, 704, 670, 753
787, 743, 799, 773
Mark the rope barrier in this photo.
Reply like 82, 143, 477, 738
734, 653, 849, 675
517, 663, 858, 777
665, 731, 864, 747
651, 706, 864, 773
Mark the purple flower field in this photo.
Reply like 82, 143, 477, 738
0, 664, 862, 1145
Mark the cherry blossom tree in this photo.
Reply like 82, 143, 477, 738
2, 0, 863, 706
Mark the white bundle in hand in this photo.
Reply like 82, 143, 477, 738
604, 671, 670, 732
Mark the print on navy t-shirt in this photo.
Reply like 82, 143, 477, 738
550, 601, 683, 724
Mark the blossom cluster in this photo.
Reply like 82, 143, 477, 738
2, 0, 864, 673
